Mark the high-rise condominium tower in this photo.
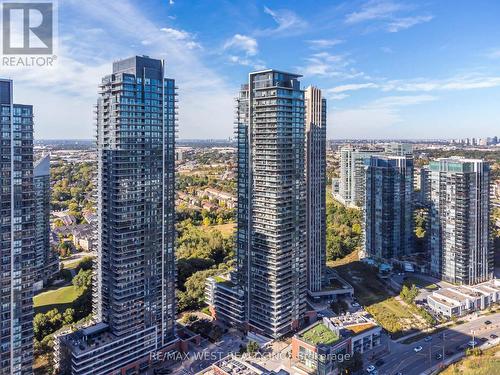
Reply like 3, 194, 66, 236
336, 143, 413, 207
56, 56, 177, 375
236, 70, 307, 338
33, 154, 58, 290
305, 86, 327, 295
0, 79, 35, 375
364, 155, 414, 260
428, 158, 492, 285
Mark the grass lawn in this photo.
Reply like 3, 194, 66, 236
365, 298, 413, 334
332, 256, 391, 306
301, 323, 340, 345
63, 259, 83, 270
327, 249, 359, 268
331, 252, 432, 337
33, 285, 83, 314
210, 223, 235, 237
63, 255, 95, 270
440, 345, 500, 374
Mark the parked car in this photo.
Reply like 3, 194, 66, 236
375, 359, 385, 367
445, 350, 454, 356
435, 353, 443, 360
366, 365, 376, 373
467, 340, 478, 347
424, 336, 432, 342
479, 337, 488, 342
414, 346, 423, 353
490, 334, 498, 339
484, 320, 492, 325
352, 302, 361, 308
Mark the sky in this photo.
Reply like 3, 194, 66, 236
4, 0, 500, 140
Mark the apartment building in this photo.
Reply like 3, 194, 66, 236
0, 79, 35, 375
335, 143, 412, 207
33, 154, 59, 291
428, 158, 492, 285
305, 86, 327, 296
56, 56, 178, 374
363, 155, 414, 260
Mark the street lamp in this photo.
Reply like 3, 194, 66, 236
442, 332, 445, 361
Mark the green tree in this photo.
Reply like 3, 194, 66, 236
73, 269, 92, 290
246, 341, 259, 354
63, 308, 75, 325
33, 313, 50, 341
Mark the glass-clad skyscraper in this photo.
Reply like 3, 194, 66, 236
304, 86, 327, 295
0, 79, 35, 375
56, 56, 177, 375
428, 158, 492, 285
363, 155, 414, 260
236, 70, 307, 338
33, 154, 58, 290
96, 55, 176, 346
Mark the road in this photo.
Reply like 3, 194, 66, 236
373, 313, 500, 375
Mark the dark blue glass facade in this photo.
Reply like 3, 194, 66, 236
0, 79, 35, 375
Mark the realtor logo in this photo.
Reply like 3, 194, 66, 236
2, 1, 53, 54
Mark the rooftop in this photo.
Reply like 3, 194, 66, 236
345, 322, 377, 335
213, 357, 261, 375
299, 323, 340, 346
212, 275, 236, 288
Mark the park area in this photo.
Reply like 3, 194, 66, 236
330, 251, 433, 338
34, 284, 84, 314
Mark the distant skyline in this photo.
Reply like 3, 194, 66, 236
4, 0, 500, 140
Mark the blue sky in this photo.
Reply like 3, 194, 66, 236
5, 0, 500, 139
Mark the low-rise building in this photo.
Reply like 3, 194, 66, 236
55, 322, 179, 375
427, 279, 500, 317
82, 211, 97, 225
205, 274, 246, 329
72, 225, 97, 252
291, 313, 382, 375
197, 188, 237, 209
211, 355, 289, 375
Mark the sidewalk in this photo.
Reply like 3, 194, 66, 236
393, 310, 496, 344
423, 338, 500, 375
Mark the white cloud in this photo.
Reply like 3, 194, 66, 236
331, 95, 436, 138
258, 6, 307, 36
160, 27, 189, 40
224, 34, 258, 56
8, 0, 234, 139
387, 15, 433, 32
328, 93, 350, 100
307, 39, 344, 49
159, 27, 201, 49
345, 0, 433, 33
345, 0, 406, 24
301, 52, 365, 80
383, 75, 500, 92
228, 55, 266, 70
327, 83, 378, 93
367, 94, 436, 108
323, 74, 500, 98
